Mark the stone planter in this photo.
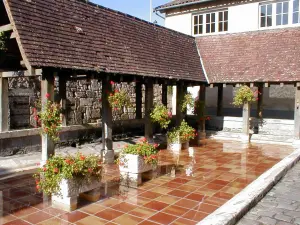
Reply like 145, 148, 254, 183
119, 154, 156, 187
52, 177, 101, 211
182, 142, 189, 149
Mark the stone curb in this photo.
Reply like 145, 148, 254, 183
197, 148, 300, 225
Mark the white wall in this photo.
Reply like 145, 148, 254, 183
165, 13, 192, 35
228, 3, 259, 33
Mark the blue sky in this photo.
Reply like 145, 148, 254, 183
92, 0, 169, 25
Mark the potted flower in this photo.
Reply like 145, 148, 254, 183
118, 138, 159, 186
33, 153, 102, 211
150, 104, 172, 129
167, 127, 181, 152
179, 120, 196, 149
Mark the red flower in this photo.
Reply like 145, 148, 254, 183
206, 116, 211, 121
110, 93, 113, 96
42, 167, 47, 172
99, 98, 102, 102
36, 185, 40, 190
80, 155, 86, 161
140, 137, 147, 143
88, 168, 93, 173
34, 115, 39, 121
110, 81, 115, 85
114, 108, 118, 111
45, 93, 50, 99
153, 143, 159, 148
53, 168, 59, 173
36, 162, 40, 166
168, 112, 172, 118
115, 90, 119, 93
35, 180, 40, 185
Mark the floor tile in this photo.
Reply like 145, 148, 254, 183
112, 214, 143, 225
95, 208, 123, 221
59, 211, 89, 223
138, 191, 162, 199
111, 202, 137, 213
174, 199, 199, 209
182, 210, 209, 221
144, 200, 169, 211
3, 219, 31, 225
194, 203, 218, 214
162, 205, 188, 216
128, 206, 157, 219
167, 190, 190, 198
148, 212, 178, 224
37, 217, 71, 225
170, 218, 197, 225
75, 215, 107, 225
22, 211, 53, 224
155, 195, 180, 204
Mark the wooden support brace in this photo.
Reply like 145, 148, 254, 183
0, 24, 12, 32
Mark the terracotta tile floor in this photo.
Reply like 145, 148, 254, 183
0, 140, 295, 225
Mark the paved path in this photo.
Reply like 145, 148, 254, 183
237, 162, 300, 225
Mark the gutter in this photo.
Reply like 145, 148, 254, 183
155, 0, 214, 12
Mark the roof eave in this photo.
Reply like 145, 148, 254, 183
155, 0, 214, 12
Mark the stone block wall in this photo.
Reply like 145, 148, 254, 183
7, 77, 166, 129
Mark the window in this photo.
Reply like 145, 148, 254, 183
260, 4, 273, 27
260, 0, 300, 28
193, 10, 228, 35
276, 1, 289, 25
218, 11, 228, 32
293, 0, 300, 24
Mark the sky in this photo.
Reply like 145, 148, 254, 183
91, 0, 169, 25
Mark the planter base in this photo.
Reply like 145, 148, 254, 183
182, 142, 189, 150
120, 169, 158, 188
52, 179, 101, 211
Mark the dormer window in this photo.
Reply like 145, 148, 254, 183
193, 10, 228, 35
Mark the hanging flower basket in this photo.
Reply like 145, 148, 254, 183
150, 104, 172, 129
233, 85, 259, 106
181, 92, 194, 112
108, 89, 132, 112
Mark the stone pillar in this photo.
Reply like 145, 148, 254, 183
135, 82, 142, 119
176, 82, 186, 126
217, 85, 223, 116
162, 84, 168, 107
255, 84, 264, 133
59, 75, 67, 126
0, 77, 9, 132
242, 102, 250, 142
198, 84, 206, 141
144, 80, 154, 141
294, 86, 300, 139
41, 71, 55, 165
102, 77, 114, 164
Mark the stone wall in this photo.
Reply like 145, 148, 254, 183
7, 77, 166, 129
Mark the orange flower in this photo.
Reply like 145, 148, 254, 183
42, 167, 47, 172
80, 155, 86, 161
53, 168, 59, 173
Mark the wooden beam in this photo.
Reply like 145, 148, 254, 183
280, 83, 284, 87
0, 69, 42, 77
297, 82, 300, 87
223, 83, 227, 88
250, 83, 254, 88
264, 83, 269, 88
10, 32, 16, 39
0, 24, 12, 33
209, 84, 214, 88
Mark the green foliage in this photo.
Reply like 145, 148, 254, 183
119, 138, 159, 165
167, 86, 173, 95
36, 93, 62, 142
0, 32, 9, 51
33, 153, 102, 195
179, 120, 196, 142
167, 127, 181, 143
233, 85, 256, 106
181, 92, 194, 112
194, 99, 205, 118
150, 104, 172, 129
108, 89, 132, 112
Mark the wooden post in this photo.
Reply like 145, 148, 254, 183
145, 80, 154, 141
0, 77, 9, 132
41, 70, 55, 165
59, 75, 67, 126
176, 82, 186, 126
294, 86, 300, 139
102, 77, 114, 164
162, 84, 168, 107
217, 85, 223, 116
135, 82, 142, 119
198, 84, 206, 140
255, 84, 264, 133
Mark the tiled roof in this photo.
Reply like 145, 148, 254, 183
4, 0, 206, 82
196, 28, 300, 83
155, 0, 206, 11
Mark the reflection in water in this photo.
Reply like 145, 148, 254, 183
0, 140, 295, 225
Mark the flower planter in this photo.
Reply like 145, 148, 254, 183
52, 177, 101, 211
168, 141, 182, 152
119, 154, 156, 187
182, 142, 189, 150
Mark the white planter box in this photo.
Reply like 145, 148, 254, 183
119, 154, 154, 174
168, 142, 182, 152
52, 177, 101, 211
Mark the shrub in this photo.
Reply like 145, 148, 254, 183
167, 127, 181, 144
233, 85, 257, 106
181, 92, 194, 112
